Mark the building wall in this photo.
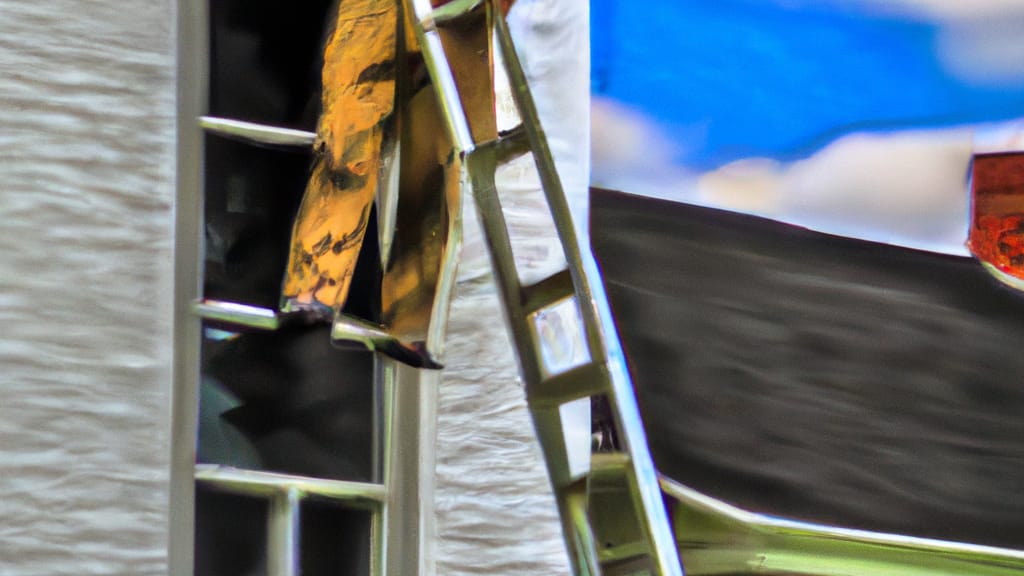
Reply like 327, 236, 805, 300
0, 2, 177, 573
0, 1, 589, 574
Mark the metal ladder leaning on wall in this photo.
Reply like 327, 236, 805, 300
403, 0, 683, 574
173, 0, 683, 573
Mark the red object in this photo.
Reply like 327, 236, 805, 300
968, 152, 1024, 280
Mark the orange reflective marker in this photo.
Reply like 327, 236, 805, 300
281, 0, 397, 315
968, 152, 1024, 286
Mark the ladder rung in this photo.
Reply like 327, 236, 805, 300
199, 116, 316, 148
528, 362, 608, 408
591, 452, 631, 473
332, 314, 443, 369
589, 453, 634, 495
195, 464, 386, 504
193, 299, 280, 330
420, 0, 484, 30
478, 124, 530, 165
407, 4, 686, 573
194, 299, 443, 367
521, 269, 575, 314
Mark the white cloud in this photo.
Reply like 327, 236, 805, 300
878, 0, 1024, 20
591, 0, 1024, 254
696, 158, 785, 214
696, 127, 982, 255
935, 16, 1024, 85
777, 129, 974, 252
590, 97, 697, 201
592, 96, 1024, 255
853, 0, 1024, 85
590, 0, 1024, 254
770, 1, 1024, 84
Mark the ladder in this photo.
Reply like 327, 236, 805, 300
176, 0, 683, 573
402, 1, 683, 574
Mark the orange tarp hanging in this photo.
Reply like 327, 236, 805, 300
281, 0, 398, 313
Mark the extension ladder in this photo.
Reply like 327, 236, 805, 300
402, 0, 683, 574
180, 0, 683, 573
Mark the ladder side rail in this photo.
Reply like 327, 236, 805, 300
492, 12, 605, 360
402, 2, 593, 571
465, 151, 544, 383
402, 2, 685, 574
467, 151, 594, 575
492, 7, 684, 576
404, 0, 544, 385
409, 0, 476, 153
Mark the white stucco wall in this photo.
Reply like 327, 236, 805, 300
0, 1, 589, 574
0, 2, 177, 573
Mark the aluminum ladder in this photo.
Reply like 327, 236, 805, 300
403, 0, 684, 574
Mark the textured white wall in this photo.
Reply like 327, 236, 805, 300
0, 1, 588, 574
0, 2, 177, 574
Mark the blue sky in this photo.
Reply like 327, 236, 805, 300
588, 0, 1024, 254
591, 0, 1024, 169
